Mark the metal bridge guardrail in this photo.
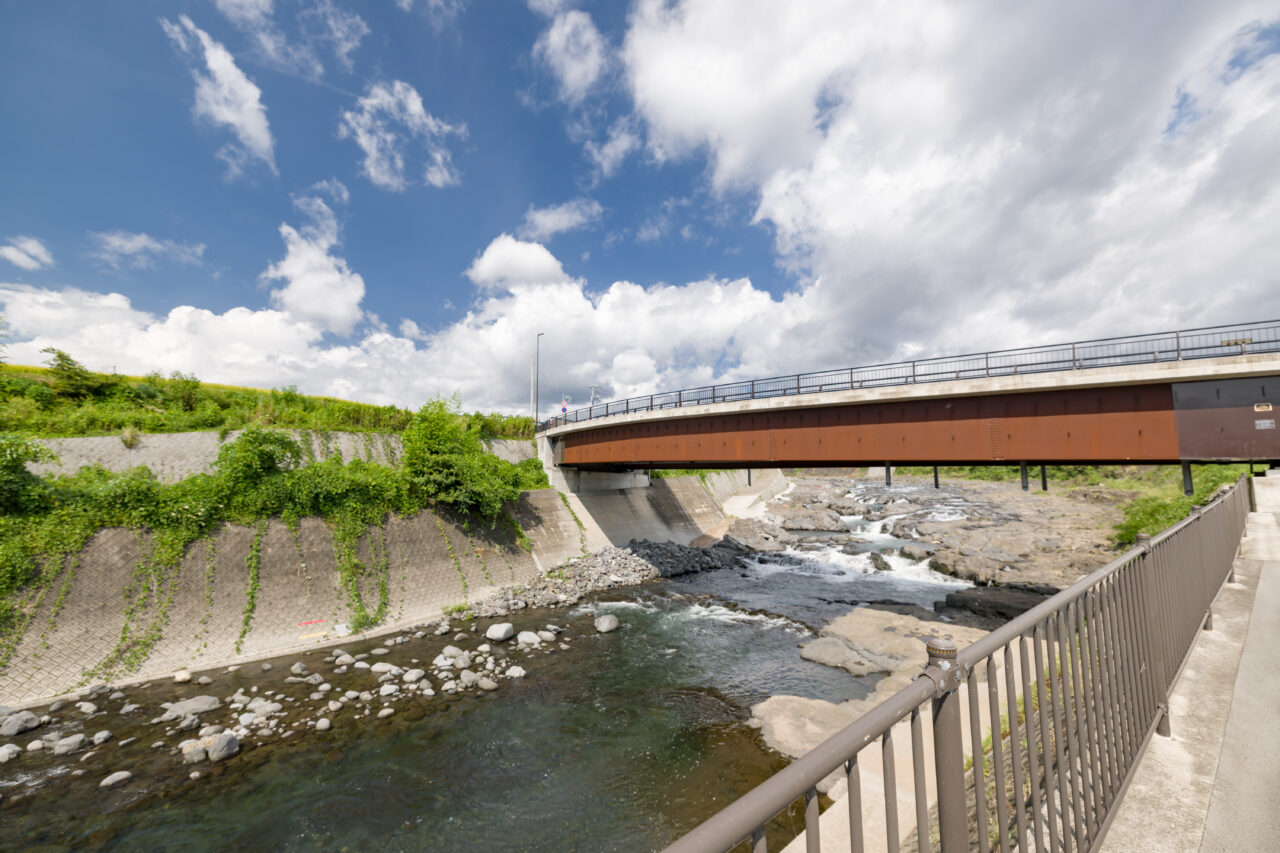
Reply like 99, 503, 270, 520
662, 475, 1251, 853
538, 319, 1280, 431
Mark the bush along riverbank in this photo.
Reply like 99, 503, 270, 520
0, 397, 549, 679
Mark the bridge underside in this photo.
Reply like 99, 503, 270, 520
554, 377, 1280, 469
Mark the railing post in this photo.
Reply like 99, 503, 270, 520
926, 638, 967, 852
1193, 505, 1214, 631
1175, 331, 1182, 360
1136, 533, 1172, 737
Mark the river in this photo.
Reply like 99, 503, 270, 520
2, 491, 972, 852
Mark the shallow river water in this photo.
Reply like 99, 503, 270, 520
3, 509, 970, 852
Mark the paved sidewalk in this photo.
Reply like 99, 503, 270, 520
1103, 476, 1280, 852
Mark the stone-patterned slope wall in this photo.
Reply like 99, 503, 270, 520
0, 490, 579, 707
30, 430, 404, 484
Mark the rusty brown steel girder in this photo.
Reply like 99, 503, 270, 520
555, 378, 1280, 468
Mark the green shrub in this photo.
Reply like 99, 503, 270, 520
0, 433, 56, 514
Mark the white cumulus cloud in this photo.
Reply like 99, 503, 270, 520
518, 198, 604, 241
0, 236, 55, 271
534, 9, 608, 106
338, 80, 466, 191
261, 190, 366, 336
163, 15, 277, 178
466, 234, 569, 288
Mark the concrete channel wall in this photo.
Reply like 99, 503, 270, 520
3, 432, 776, 707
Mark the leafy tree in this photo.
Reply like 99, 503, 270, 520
214, 427, 303, 489
41, 348, 101, 399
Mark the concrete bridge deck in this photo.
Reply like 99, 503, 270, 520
1101, 474, 1280, 852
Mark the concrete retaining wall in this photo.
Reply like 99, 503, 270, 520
31, 430, 404, 484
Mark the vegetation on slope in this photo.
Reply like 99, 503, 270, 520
897, 463, 1254, 547
0, 394, 549, 672
0, 347, 535, 439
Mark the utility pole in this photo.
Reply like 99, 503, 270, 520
535, 332, 544, 423
529, 354, 535, 421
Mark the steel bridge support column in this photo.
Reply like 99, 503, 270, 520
1020, 462, 1029, 491
1182, 461, 1194, 496
1040, 464, 1048, 491
933, 465, 940, 489
885, 464, 892, 487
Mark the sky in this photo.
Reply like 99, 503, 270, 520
1, 1, 1279, 417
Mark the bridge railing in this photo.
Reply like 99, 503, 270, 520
539, 319, 1280, 430
661, 475, 1251, 853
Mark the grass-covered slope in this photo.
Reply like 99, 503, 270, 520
0, 350, 536, 439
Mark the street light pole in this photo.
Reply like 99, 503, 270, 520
535, 332, 544, 424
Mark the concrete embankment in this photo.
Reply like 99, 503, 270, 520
3, 431, 780, 707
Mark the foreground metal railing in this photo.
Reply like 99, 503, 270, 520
539, 319, 1280, 431
664, 476, 1252, 853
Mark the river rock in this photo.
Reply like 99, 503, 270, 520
943, 586, 1050, 622
402, 669, 426, 684
290, 662, 308, 676
0, 710, 38, 737
477, 677, 499, 691
206, 732, 240, 762
316, 718, 331, 733
198, 676, 214, 685
173, 669, 192, 683
100, 771, 132, 788
378, 684, 399, 697
370, 662, 395, 674
27, 740, 44, 752
93, 730, 113, 745
506, 666, 526, 678
594, 615, 620, 633
167, 695, 221, 717
517, 631, 541, 645
181, 742, 207, 764
0, 743, 22, 763
454, 652, 472, 669
75, 702, 97, 715
335, 654, 356, 666
459, 670, 479, 687
899, 543, 932, 561
485, 622, 514, 642
53, 733, 86, 755
377, 708, 395, 719
537, 630, 556, 643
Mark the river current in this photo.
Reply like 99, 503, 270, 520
3, 506, 970, 852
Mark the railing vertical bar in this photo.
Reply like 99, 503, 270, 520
1042, 619, 1077, 853
1098, 578, 1133, 765
988, 654, 1012, 852
883, 730, 900, 853
1086, 587, 1117, 807
1120, 565, 1157, 729
1111, 568, 1141, 758
1053, 610, 1087, 849
911, 708, 930, 851
1073, 600, 1105, 834
1006, 644, 1033, 851
969, 669, 992, 853
847, 755, 865, 853
1018, 630, 1049, 850
805, 788, 820, 853
1031, 625, 1063, 853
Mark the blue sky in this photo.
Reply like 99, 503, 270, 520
2, 1, 1279, 414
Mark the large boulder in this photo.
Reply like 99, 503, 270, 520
485, 622, 515, 642
0, 710, 39, 738
166, 695, 222, 718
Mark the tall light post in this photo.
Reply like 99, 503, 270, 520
535, 331, 544, 425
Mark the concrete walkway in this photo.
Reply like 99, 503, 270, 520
1103, 475, 1280, 852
